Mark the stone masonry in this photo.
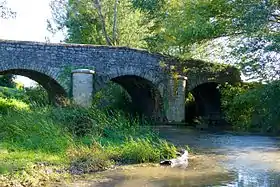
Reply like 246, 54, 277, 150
0, 40, 238, 123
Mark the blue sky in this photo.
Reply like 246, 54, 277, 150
0, 0, 64, 86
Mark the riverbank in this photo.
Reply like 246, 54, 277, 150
45, 125, 280, 187
0, 96, 183, 186
0, 151, 231, 187
48, 153, 233, 187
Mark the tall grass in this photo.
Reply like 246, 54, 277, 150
0, 84, 182, 186
0, 95, 178, 181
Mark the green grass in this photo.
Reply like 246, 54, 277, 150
0, 97, 30, 115
0, 147, 65, 174
0, 95, 180, 186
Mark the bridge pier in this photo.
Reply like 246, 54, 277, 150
71, 69, 95, 108
165, 75, 187, 122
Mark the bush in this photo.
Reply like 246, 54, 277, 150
0, 86, 26, 100
117, 137, 177, 163
23, 86, 49, 107
0, 97, 30, 115
220, 81, 280, 133
92, 82, 133, 113
0, 85, 49, 107
50, 106, 100, 137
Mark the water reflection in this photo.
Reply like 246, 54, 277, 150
224, 170, 280, 187
156, 126, 280, 187
53, 126, 280, 187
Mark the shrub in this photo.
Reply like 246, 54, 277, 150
117, 137, 177, 163
0, 86, 26, 100
0, 97, 30, 115
24, 85, 49, 107
220, 81, 280, 133
92, 82, 132, 112
50, 106, 100, 137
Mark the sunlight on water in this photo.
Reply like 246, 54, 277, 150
52, 127, 280, 187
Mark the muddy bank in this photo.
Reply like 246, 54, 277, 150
50, 153, 233, 187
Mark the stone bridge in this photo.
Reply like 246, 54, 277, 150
0, 40, 241, 123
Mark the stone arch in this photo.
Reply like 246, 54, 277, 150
94, 73, 166, 121
186, 81, 221, 122
106, 67, 165, 91
0, 68, 67, 103
188, 76, 221, 91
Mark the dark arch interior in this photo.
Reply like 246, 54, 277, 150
185, 82, 222, 124
0, 69, 67, 103
110, 75, 165, 121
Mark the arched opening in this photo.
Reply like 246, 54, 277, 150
0, 69, 67, 104
93, 75, 165, 121
186, 82, 222, 125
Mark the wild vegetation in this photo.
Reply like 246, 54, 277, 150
0, 85, 178, 186
220, 82, 280, 134
47, 0, 280, 135
0, 0, 280, 185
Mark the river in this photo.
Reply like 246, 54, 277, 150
54, 126, 280, 187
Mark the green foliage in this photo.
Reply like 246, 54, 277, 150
0, 86, 26, 100
50, 106, 101, 137
0, 93, 180, 183
24, 86, 49, 106
0, 85, 49, 107
67, 136, 177, 174
49, 0, 278, 81
92, 82, 132, 112
220, 81, 280, 133
115, 137, 177, 163
131, 0, 279, 81
0, 75, 16, 88
0, 109, 73, 153
49, 0, 151, 48
0, 97, 30, 115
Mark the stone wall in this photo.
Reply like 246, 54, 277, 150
0, 40, 167, 93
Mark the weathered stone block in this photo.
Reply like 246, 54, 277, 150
71, 69, 95, 108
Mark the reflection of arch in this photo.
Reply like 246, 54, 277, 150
98, 74, 166, 121
0, 69, 67, 103
186, 82, 221, 120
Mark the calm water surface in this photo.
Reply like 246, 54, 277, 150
55, 126, 280, 187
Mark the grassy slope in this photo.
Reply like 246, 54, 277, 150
0, 90, 180, 186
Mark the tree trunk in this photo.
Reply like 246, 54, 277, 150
93, 0, 112, 45
112, 0, 119, 45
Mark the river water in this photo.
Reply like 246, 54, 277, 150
56, 126, 280, 187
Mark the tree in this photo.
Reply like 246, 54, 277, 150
48, 0, 150, 48
49, 0, 279, 81
132, 0, 280, 81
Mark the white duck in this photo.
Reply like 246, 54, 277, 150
160, 148, 189, 169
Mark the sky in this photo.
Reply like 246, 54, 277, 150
0, 0, 64, 86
